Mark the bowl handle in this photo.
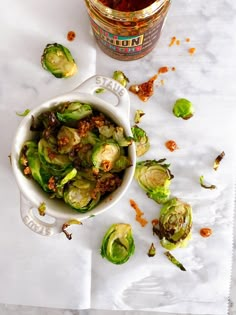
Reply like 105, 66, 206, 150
73, 75, 130, 117
20, 194, 64, 236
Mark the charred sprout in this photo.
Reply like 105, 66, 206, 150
153, 197, 192, 250
19, 101, 132, 213
173, 98, 194, 120
131, 125, 150, 157
147, 243, 156, 257
101, 223, 135, 264
199, 175, 216, 190
41, 43, 77, 78
164, 251, 186, 271
112, 70, 129, 87
213, 151, 225, 171
135, 159, 174, 204
134, 110, 145, 124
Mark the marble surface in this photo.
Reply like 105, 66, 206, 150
1, 0, 236, 314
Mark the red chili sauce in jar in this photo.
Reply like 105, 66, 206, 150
99, 0, 156, 11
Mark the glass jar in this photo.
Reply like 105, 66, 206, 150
84, 0, 171, 61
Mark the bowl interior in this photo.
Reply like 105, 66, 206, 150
11, 92, 136, 221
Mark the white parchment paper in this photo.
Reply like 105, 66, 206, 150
0, 0, 235, 314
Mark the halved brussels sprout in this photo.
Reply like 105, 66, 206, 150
155, 197, 192, 250
38, 138, 72, 176
101, 223, 135, 264
113, 127, 133, 147
135, 159, 173, 204
172, 98, 194, 120
57, 102, 92, 123
19, 140, 51, 192
41, 43, 77, 78
92, 141, 120, 172
64, 175, 100, 212
57, 126, 80, 154
112, 156, 132, 172
131, 125, 150, 157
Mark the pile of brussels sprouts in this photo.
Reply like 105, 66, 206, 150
19, 101, 133, 212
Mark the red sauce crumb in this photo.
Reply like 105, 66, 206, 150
169, 36, 176, 47
130, 199, 148, 227
158, 66, 169, 74
67, 31, 76, 41
129, 74, 157, 102
165, 140, 178, 152
200, 228, 212, 238
151, 219, 159, 226
188, 47, 196, 55
171, 67, 176, 71
186, 38, 190, 42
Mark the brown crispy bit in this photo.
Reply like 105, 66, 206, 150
77, 120, 92, 137
23, 166, 31, 175
158, 66, 169, 74
62, 223, 72, 240
48, 176, 57, 192
58, 136, 70, 147
101, 160, 113, 172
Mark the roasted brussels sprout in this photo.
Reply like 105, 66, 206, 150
92, 141, 121, 172
112, 71, 129, 87
64, 175, 100, 212
172, 98, 194, 120
41, 43, 77, 78
57, 126, 80, 154
135, 159, 173, 204
131, 125, 150, 157
57, 102, 92, 123
101, 223, 135, 264
113, 127, 133, 147
153, 197, 192, 250
19, 140, 51, 192
38, 138, 72, 176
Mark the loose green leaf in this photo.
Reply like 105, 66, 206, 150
134, 110, 145, 124
147, 243, 156, 257
38, 202, 46, 216
213, 151, 225, 171
113, 70, 129, 87
16, 109, 30, 117
199, 175, 216, 190
164, 251, 186, 271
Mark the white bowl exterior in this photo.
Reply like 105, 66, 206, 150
11, 91, 136, 225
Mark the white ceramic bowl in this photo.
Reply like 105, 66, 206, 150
11, 75, 136, 236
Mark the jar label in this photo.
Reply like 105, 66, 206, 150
90, 18, 165, 58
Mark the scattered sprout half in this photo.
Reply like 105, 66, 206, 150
153, 197, 192, 250
131, 125, 150, 157
101, 223, 135, 264
41, 43, 77, 78
135, 159, 174, 204
172, 98, 194, 120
